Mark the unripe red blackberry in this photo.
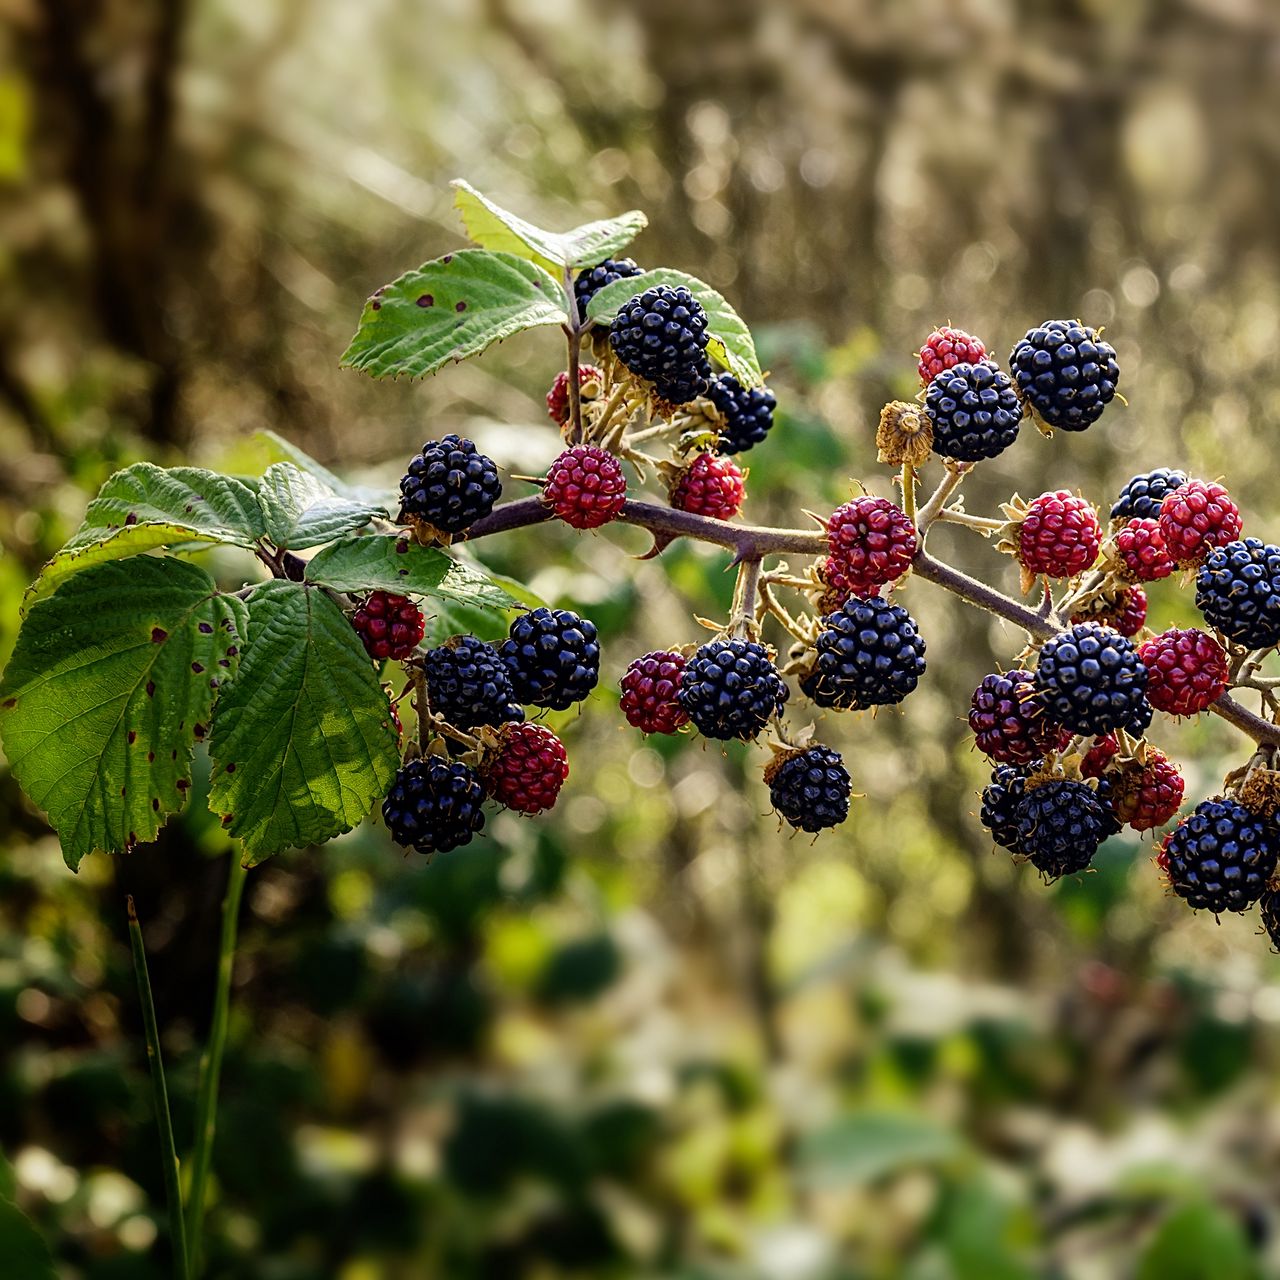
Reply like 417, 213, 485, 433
967, 669, 1070, 766
382, 756, 486, 854
1114, 518, 1174, 582
765, 745, 852, 833
1138, 627, 1229, 717
545, 365, 603, 426
1111, 748, 1184, 832
1017, 490, 1101, 579
482, 722, 569, 815
1158, 479, 1242, 566
824, 497, 917, 597
670, 452, 745, 521
619, 650, 689, 734
917, 327, 987, 386
1071, 585, 1147, 637
1160, 798, 1278, 915
542, 445, 627, 529
1014, 779, 1110, 880
351, 592, 425, 662
1081, 734, 1118, 778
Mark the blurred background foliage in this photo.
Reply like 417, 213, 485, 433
3, 0, 1280, 1276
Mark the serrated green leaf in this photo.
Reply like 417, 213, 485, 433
258, 463, 386, 550
304, 534, 518, 609
255, 429, 396, 508
451, 179, 647, 271
0, 1199, 56, 1280
585, 268, 764, 387
208, 581, 399, 862
25, 464, 266, 610
339, 249, 567, 380
0, 558, 245, 870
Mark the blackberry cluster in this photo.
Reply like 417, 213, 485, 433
707, 372, 777, 455
1034, 623, 1148, 736
1196, 538, 1280, 649
678, 637, 789, 741
766, 746, 852, 833
1110, 468, 1188, 522
382, 757, 486, 855
500, 608, 600, 711
1009, 320, 1119, 431
609, 285, 711, 404
968, 669, 1069, 765
1161, 799, 1278, 915
801, 597, 927, 711
574, 257, 644, 321
1015, 779, 1110, 880
424, 636, 524, 729
400, 434, 502, 535
923, 361, 1023, 461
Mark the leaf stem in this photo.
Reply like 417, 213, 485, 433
128, 896, 191, 1280
900, 462, 917, 526
184, 854, 248, 1274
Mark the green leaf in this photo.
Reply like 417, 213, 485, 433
25, 464, 266, 610
452, 179, 647, 271
207, 581, 399, 862
0, 558, 245, 870
339, 249, 567, 380
0, 1199, 56, 1280
424, 597, 512, 647
258, 463, 387, 550
304, 534, 518, 609
1137, 1201, 1259, 1280
255, 429, 395, 508
585, 268, 764, 387
797, 1111, 960, 1187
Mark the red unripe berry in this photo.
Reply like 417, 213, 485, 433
825, 496, 917, 596
620, 650, 689, 734
670, 453, 745, 521
1018, 490, 1102, 578
1138, 627, 1229, 716
1073, 585, 1147, 637
968, 668, 1070, 765
1081, 734, 1119, 778
1113, 748, 1184, 832
546, 364, 603, 426
542, 444, 627, 529
1114, 518, 1174, 582
918, 326, 987, 386
351, 592, 425, 662
1157, 479, 1242, 565
482, 722, 569, 814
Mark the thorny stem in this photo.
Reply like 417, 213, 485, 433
461, 494, 1279, 745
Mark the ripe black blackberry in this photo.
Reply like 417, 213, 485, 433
980, 765, 1029, 854
609, 284, 711, 405
678, 637, 789, 741
1110, 468, 1189, 523
1014, 779, 1109, 880
1195, 538, 1280, 649
1033, 623, 1148, 736
706, 372, 777, 455
765, 745, 851, 833
1161, 798, 1278, 914
1261, 888, 1280, 952
499, 607, 600, 710
382, 756, 486, 854
399, 434, 502, 535
424, 635, 524, 729
922, 361, 1023, 461
573, 256, 644, 322
1009, 320, 1119, 431
800, 596, 927, 711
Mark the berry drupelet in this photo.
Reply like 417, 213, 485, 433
917, 326, 986, 386
766, 746, 852, 833
1034, 623, 1148, 736
351, 592, 425, 662
1160, 798, 1278, 914
424, 636, 524, 730
619, 650, 689, 735
1017, 490, 1102, 579
382, 756, 486, 854
1138, 628, 1229, 717
1110, 468, 1189, 523
824, 497, 917, 597
706, 372, 777, 455
968, 669, 1070, 766
500, 608, 600, 711
1009, 319, 1119, 431
400, 434, 502, 536
923, 361, 1023, 461
542, 445, 627, 530
801, 596, 927, 711
678, 637, 789, 741
669, 452, 745, 521
482, 722, 569, 815
609, 284, 711, 404
1195, 538, 1280, 649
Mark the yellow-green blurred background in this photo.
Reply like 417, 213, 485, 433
4, 2, 1280, 1277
